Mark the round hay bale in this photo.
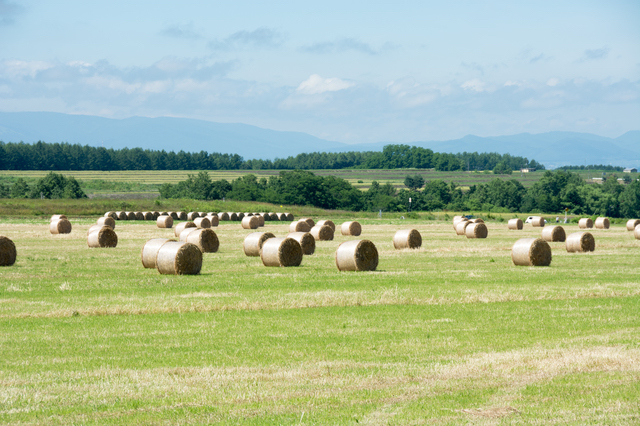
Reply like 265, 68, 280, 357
51, 214, 67, 221
635, 225, 640, 240
300, 217, 315, 227
159, 211, 168, 216
259, 213, 269, 221
96, 216, 115, 229
470, 218, 484, 224
152, 211, 160, 220
168, 212, 179, 219
511, 238, 552, 266
465, 222, 488, 239
194, 217, 211, 229
541, 225, 566, 242
316, 220, 336, 232
179, 227, 199, 241
116, 211, 127, 220
177, 212, 187, 220
310, 225, 334, 241
245, 212, 254, 216
133, 212, 143, 221
453, 215, 465, 224
595, 217, 610, 229
455, 220, 470, 235
531, 216, 545, 227
87, 224, 106, 235
50, 219, 72, 234
104, 211, 117, 219
157, 215, 173, 229
241, 216, 259, 230
578, 218, 594, 229
286, 232, 315, 255
243, 232, 276, 256
187, 212, 199, 220
341, 221, 362, 236
566, 232, 595, 253
124, 211, 135, 220
174, 221, 196, 237
393, 229, 422, 249
156, 241, 202, 275
289, 220, 311, 233
218, 212, 230, 221
285, 213, 294, 221
227, 212, 238, 221
276, 213, 287, 221
236, 212, 245, 220
256, 214, 265, 227
198, 212, 206, 217
140, 238, 173, 269
507, 218, 523, 230
87, 226, 118, 248
142, 212, 153, 220
268, 213, 279, 221
206, 214, 219, 227
626, 219, 640, 231
260, 237, 303, 267
0, 235, 17, 266
335, 240, 378, 272
184, 229, 219, 253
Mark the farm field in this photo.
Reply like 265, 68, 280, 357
1, 211, 639, 424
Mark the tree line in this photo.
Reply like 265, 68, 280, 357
0, 172, 86, 199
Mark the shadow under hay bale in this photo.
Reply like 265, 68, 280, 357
531, 216, 545, 227
626, 219, 640, 231
508, 218, 523, 230
310, 225, 334, 241
316, 220, 335, 232
156, 242, 202, 275
578, 218, 593, 229
174, 221, 196, 237
566, 232, 595, 253
194, 217, 211, 229
50, 219, 72, 235
393, 229, 422, 249
286, 232, 315, 255
183, 228, 219, 253
289, 220, 311, 233
465, 222, 488, 239
0, 235, 17, 266
541, 225, 566, 242
261, 237, 303, 267
87, 226, 118, 248
335, 240, 378, 271
341, 221, 362, 236
242, 216, 259, 230
51, 214, 67, 221
511, 238, 552, 266
96, 216, 115, 229
157, 215, 173, 229
243, 232, 276, 256
595, 217, 610, 229
455, 220, 470, 235
141, 238, 174, 269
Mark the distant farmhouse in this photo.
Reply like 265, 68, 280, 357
520, 168, 536, 173
623, 167, 637, 173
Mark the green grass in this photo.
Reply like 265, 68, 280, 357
1, 211, 639, 424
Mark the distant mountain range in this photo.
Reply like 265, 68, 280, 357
1, 111, 638, 168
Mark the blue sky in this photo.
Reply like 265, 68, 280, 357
0, 0, 638, 143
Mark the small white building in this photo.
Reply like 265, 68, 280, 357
623, 168, 637, 173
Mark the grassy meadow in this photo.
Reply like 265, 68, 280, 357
1, 207, 639, 424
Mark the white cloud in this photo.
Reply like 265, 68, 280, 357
461, 79, 487, 92
547, 78, 560, 87
296, 74, 354, 95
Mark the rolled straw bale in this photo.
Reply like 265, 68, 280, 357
341, 221, 362, 236
507, 218, 523, 230
531, 216, 545, 227
289, 220, 311, 233
465, 222, 488, 239
256, 214, 265, 227
206, 212, 215, 216
96, 216, 115, 229
393, 229, 422, 249
198, 212, 206, 217
50, 219, 72, 234
218, 212, 230, 221
206, 214, 219, 227
578, 218, 593, 229
187, 212, 199, 220
104, 211, 117, 219
511, 238, 552, 266
635, 225, 640, 240
595, 217, 610, 229
87, 226, 118, 248
237, 212, 245, 220
455, 220, 470, 235
125, 211, 136, 220
152, 211, 160, 219
276, 213, 287, 221
566, 232, 595, 253
310, 225, 334, 241
184, 228, 219, 253
301, 217, 315, 227
316, 220, 335, 231
194, 217, 211, 229
157, 215, 173, 229
452, 216, 466, 230
142, 212, 153, 220
286, 232, 315, 255
243, 232, 276, 256
177, 212, 187, 220
156, 241, 202, 275
134, 212, 144, 221
260, 237, 303, 267
227, 212, 238, 221
179, 227, 198, 241
51, 214, 67, 221
285, 213, 294, 221
245, 212, 254, 216
168, 212, 179, 219
140, 238, 173, 269
335, 240, 378, 272
116, 211, 127, 220
241, 215, 259, 229
0, 235, 17, 266
541, 225, 566, 242
470, 218, 484, 224
87, 224, 105, 235
159, 211, 168, 216
174, 221, 196, 237
626, 219, 640, 231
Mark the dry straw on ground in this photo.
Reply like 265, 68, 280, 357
187, 212, 199, 220
455, 220, 470, 235
241, 216, 259, 230
310, 225, 334, 241
579, 218, 594, 229
174, 221, 196, 237
595, 217, 610, 229
50, 219, 72, 234
626, 219, 640, 231
96, 216, 115, 229
156, 241, 202, 275
341, 221, 362, 236
157, 215, 173, 229
335, 239, 379, 271
286, 232, 315, 255
541, 225, 566, 242
194, 217, 211, 229
261, 237, 303, 267
566, 232, 596, 252
531, 216, 545, 227
393, 229, 422, 249
465, 222, 488, 239
183, 228, 219, 253
87, 226, 118, 248
51, 214, 67, 221
134, 212, 144, 220
289, 220, 311, 233
141, 238, 174, 269
511, 238, 552, 266
243, 232, 276, 256
0, 235, 17, 266
316, 219, 336, 231
508, 218, 523, 230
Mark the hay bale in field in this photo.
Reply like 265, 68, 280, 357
455, 220, 470, 235
104, 211, 117, 219
50, 219, 72, 234
87, 224, 106, 235
157, 215, 173, 228
187, 212, 199, 220
578, 218, 593, 229
635, 225, 640, 240
470, 218, 484, 224
285, 213, 294, 221
125, 211, 135, 220
335, 240, 378, 271
50, 214, 67, 221
140, 238, 173, 269
626, 219, 640, 231
183, 228, 219, 253
142, 212, 153, 220
241, 215, 259, 229
152, 211, 160, 220
96, 216, 115, 229
168, 212, 178, 219
289, 220, 311, 233
236, 212, 245, 220
316, 220, 336, 231
116, 211, 127, 220
0, 235, 17, 266
453, 215, 465, 224
227, 212, 238, 221
156, 242, 202, 275
276, 213, 287, 221
261, 237, 303, 267
179, 227, 198, 241
266, 213, 277, 221
393, 229, 422, 249
206, 214, 219, 227
541, 225, 566, 242
133, 212, 143, 221
159, 211, 168, 216
218, 212, 230, 221
243, 232, 276, 256
256, 214, 265, 227
531, 216, 545, 227
300, 217, 315, 227
511, 238, 552, 266
177, 212, 187, 220
465, 222, 488, 239
507, 218, 523, 230
566, 232, 595, 253
194, 217, 211, 229
174, 221, 196, 237
310, 224, 334, 241
341, 221, 362, 236
595, 217, 610, 229
286, 232, 315, 255
87, 226, 118, 248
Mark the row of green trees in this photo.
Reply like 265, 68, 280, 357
0, 141, 543, 172
0, 172, 86, 199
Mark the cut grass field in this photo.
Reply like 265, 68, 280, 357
1, 210, 639, 424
